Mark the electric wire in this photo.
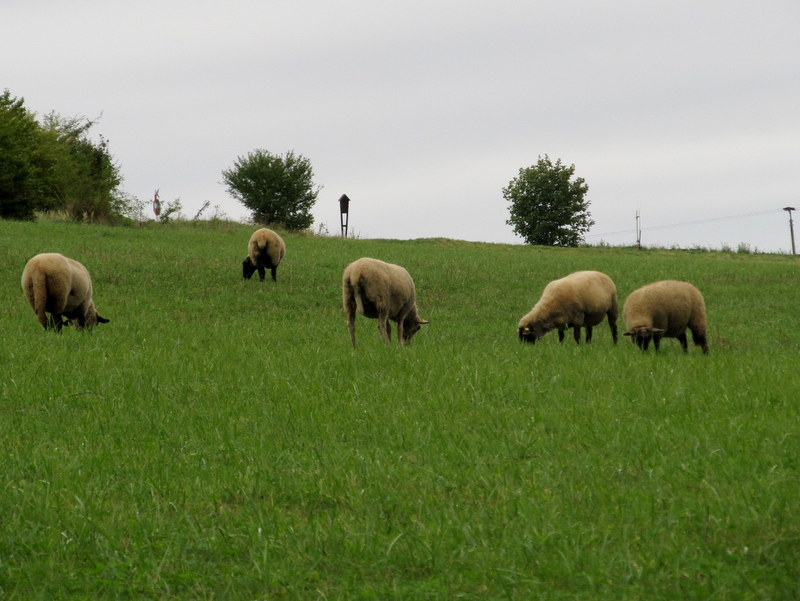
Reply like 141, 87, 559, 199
586, 208, 782, 238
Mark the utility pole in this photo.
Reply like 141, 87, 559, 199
784, 206, 796, 255
635, 210, 641, 249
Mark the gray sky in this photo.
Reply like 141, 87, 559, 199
4, 0, 800, 252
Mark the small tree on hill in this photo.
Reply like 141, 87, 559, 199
221, 149, 319, 229
504, 155, 594, 246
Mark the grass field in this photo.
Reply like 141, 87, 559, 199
1, 219, 798, 600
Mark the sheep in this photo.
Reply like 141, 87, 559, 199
518, 270, 618, 344
243, 228, 286, 281
622, 280, 708, 353
21, 253, 109, 332
342, 257, 429, 347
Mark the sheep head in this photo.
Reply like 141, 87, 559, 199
242, 257, 257, 279
518, 321, 550, 344
623, 326, 665, 351
83, 304, 110, 329
400, 314, 430, 345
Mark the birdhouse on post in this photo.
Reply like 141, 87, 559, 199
338, 194, 351, 238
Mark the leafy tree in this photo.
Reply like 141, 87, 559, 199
0, 90, 39, 220
221, 149, 319, 229
504, 155, 594, 246
37, 113, 122, 220
0, 90, 123, 222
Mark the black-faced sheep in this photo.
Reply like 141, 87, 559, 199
342, 257, 429, 347
518, 270, 618, 344
243, 228, 286, 281
623, 280, 708, 353
21, 253, 109, 332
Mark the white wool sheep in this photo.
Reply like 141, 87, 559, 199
342, 257, 429, 347
518, 270, 619, 344
243, 228, 286, 281
21, 253, 109, 331
623, 280, 709, 353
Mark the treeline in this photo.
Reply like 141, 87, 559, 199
0, 89, 132, 222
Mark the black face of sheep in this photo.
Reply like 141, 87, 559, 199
402, 316, 429, 344
242, 257, 257, 279
518, 326, 538, 344
69, 311, 110, 330
624, 326, 665, 351
518, 321, 552, 343
243, 256, 278, 281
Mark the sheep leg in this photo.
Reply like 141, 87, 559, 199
653, 335, 661, 352
677, 332, 689, 352
270, 266, 277, 281
347, 312, 357, 348
691, 330, 709, 354
572, 326, 581, 344
344, 289, 358, 348
558, 328, 565, 343
608, 312, 619, 344
585, 325, 593, 343
378, 314, 392, 344
54, 314, 68, 333
72, 313, 86, 331
46, 313, 68, 332
257, 266, 266, 281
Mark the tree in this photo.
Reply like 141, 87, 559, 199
0, 90, 40, 220
221, 149, 319, 230
36, 113, 122, 220
0, 89, 123, 222
504, 155, 594, 246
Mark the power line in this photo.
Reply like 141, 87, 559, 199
587, 208, 781, 238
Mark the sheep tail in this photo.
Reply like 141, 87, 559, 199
352, 278, 368, 315
29, 269, 49, 328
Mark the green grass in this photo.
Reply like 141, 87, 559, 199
1, 219, 798, 600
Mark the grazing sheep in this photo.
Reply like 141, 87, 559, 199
342, 257, 429, 347
623, 280, 708, 353
21, 253, 109, 332
518, 270, 618, 344
243, 228, 285, 281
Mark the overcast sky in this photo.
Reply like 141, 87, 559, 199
4, 1, 800, 252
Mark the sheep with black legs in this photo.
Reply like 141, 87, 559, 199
243, 228, 285, 281
342, 257, 429, 347
623, 280, 708, 353
518, 270, 618, 344
21, 253, 109, 331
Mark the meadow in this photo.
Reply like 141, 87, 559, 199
1, 219, 798, 600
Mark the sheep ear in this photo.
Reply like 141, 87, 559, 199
417, 317, 430, 325
97, 315, 110, 324
623, 331, 634, 337
653, 328, 665, 334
